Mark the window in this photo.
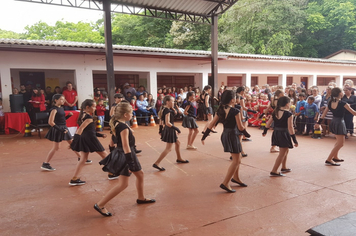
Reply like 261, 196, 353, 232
251, 76, 258, 87
93, 73, 139, 90
267, 76, 279, 85
287, 77, 293, 86
227, 76, 242, 87
317, 77, 334, 86
157, 75, 194, 89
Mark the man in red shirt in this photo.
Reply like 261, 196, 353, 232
62, 81, 78, 110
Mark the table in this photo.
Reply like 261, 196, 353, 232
4, 112, 31, 134
65, 110, 80, 136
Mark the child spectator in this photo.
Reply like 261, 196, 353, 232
155, 94, 164, 112
126, 92, 133, 102
295, 93, 307, 135
96, 99, 106, 129
130, 98, 137, 117
304, 96, 319, 135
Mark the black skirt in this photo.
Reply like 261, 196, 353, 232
271, 127, 293, 148
99, 146, 141, 176
45, 125, 72, 143
220, 127, 242, 153
330, 117, 347, 135
70, 134, 105, 153
161, 126, 178, 143
182, 116, 198, 129
206, 107, 213, 115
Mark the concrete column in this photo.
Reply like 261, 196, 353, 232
278, 74, 287, 89
308, 74, 317, 87
202, 72, 209, 88
148, 71, 157, 100
0, 66, 12, 112
75, 67, 93, 108
194, 73, 202, 90
336, 75, 343, 87
243, 73, 251, 88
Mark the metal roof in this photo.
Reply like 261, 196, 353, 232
15, 0, 239, 24
1, 38, 356, 65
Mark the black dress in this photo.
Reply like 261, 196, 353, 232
70, 113, 105, 152
271, 110, 293, 148
99, 122, 141, 176
161, 108, 178, 143
220, 107, 242, 153
204, 94, 213, 115
182, 101, 198, 129
45, 106, 72, 142
328, 100, 347, 135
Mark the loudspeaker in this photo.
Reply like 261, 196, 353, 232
10, 94, 24, 113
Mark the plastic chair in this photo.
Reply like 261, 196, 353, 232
34, 112, 50, 138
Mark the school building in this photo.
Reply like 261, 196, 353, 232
1, 39, 356, 112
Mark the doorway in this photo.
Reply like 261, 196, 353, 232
19, 72, 45, 89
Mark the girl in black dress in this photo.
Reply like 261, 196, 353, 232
41, 94, 80, 171
202, 90, 251, 193
202, 85, 217, 134
69, 99, 108, 186
317, 87, 356, 166
94, 101, 155, 217
182, 92, 199, 149
262, 96, 298, 177
153, 95, 189, 171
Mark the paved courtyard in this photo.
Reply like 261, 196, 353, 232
1, 121, 356, 235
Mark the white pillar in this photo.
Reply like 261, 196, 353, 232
244, 73, 251, 88
0, 66, 12, 112
75, 67, 93, 108
279, 74, 287, 89
148, 71, 157, 100
308, 74, 317, 87
336, 75, 343, 87
202, 72, 209, 88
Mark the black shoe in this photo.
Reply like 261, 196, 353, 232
231, 178, 248, 187
332, 158, 344, 162
242, 138, 252, 141
270, 172, 285, 177
41, 162, 56, 171
241, 153, 248, 157
281, 168, 292, 173
325, 160, 340, 166
135, 148, 142, 154
94, 204, 112, 217
108, 174, 119, 180
219, 184, 236, 193
176, 159, 189, 163
69, 178, 86, 186
153, 164, 165, 171
136, 198, 156, 204
230, 156, 232, 160
85, 159, 92, 164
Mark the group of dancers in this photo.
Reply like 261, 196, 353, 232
39, 86, 356, 216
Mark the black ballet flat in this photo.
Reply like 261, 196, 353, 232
230, 156, 232, 160
332, 158, 344, 162
270, 172, 285, 177
281, 168, 292, 173
136, 198, 156, 204
241, 153, 248, 157
176, 159, 189, 163
153, 164, 166, 171
231, 178, 248, 187
325, 161, 340, 166
219, 184, 236, 193
94, 204, 112, 217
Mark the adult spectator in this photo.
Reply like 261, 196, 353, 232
136, 94, 150, 126
308, 86, 322, 109
123, 82, 136, 100
135, 85, 146, 98
12, 88, 19, 94
19, 84, 26, 94
342, 86, 356, 137
94, 88, 103, 102
45, 86, 54, 109
62, 81, 78, 110
54, 86, 62, 94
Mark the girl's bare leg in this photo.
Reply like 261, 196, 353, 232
271, 148, 288, 173
231, 153, 243, 183
132, 170, 146, 200
96, 176, 130, 213
175, 140, 183, 161
190, 128, 199, 146
154, 143, 173, 167
72, 152, 88, 179
222, 153, 240, 190
187, 129, 192, 146
281, 149, 289, 169
203, 114, 213, 132
66, 140, 80, 158
45, 142, 60, 163
326, 135, 345, 162
97, 151, 108, 159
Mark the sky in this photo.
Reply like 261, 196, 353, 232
0, 0, 103, 33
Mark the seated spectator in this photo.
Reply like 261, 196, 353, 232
135, 85, 146, 98
146, 93, 158, 119
123, 83, 136, 100
136, 94, 150, 126
126, 92, 133, 101
62, 81, 78, 110
157, 88, 163, 98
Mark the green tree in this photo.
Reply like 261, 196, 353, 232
0, 29, 24, 39
218, 0, 307, 56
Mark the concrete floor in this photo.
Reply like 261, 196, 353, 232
1, 121, 356, 236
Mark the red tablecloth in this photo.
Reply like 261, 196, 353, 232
5, 112, 31, 134
65, 110, 80, 128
